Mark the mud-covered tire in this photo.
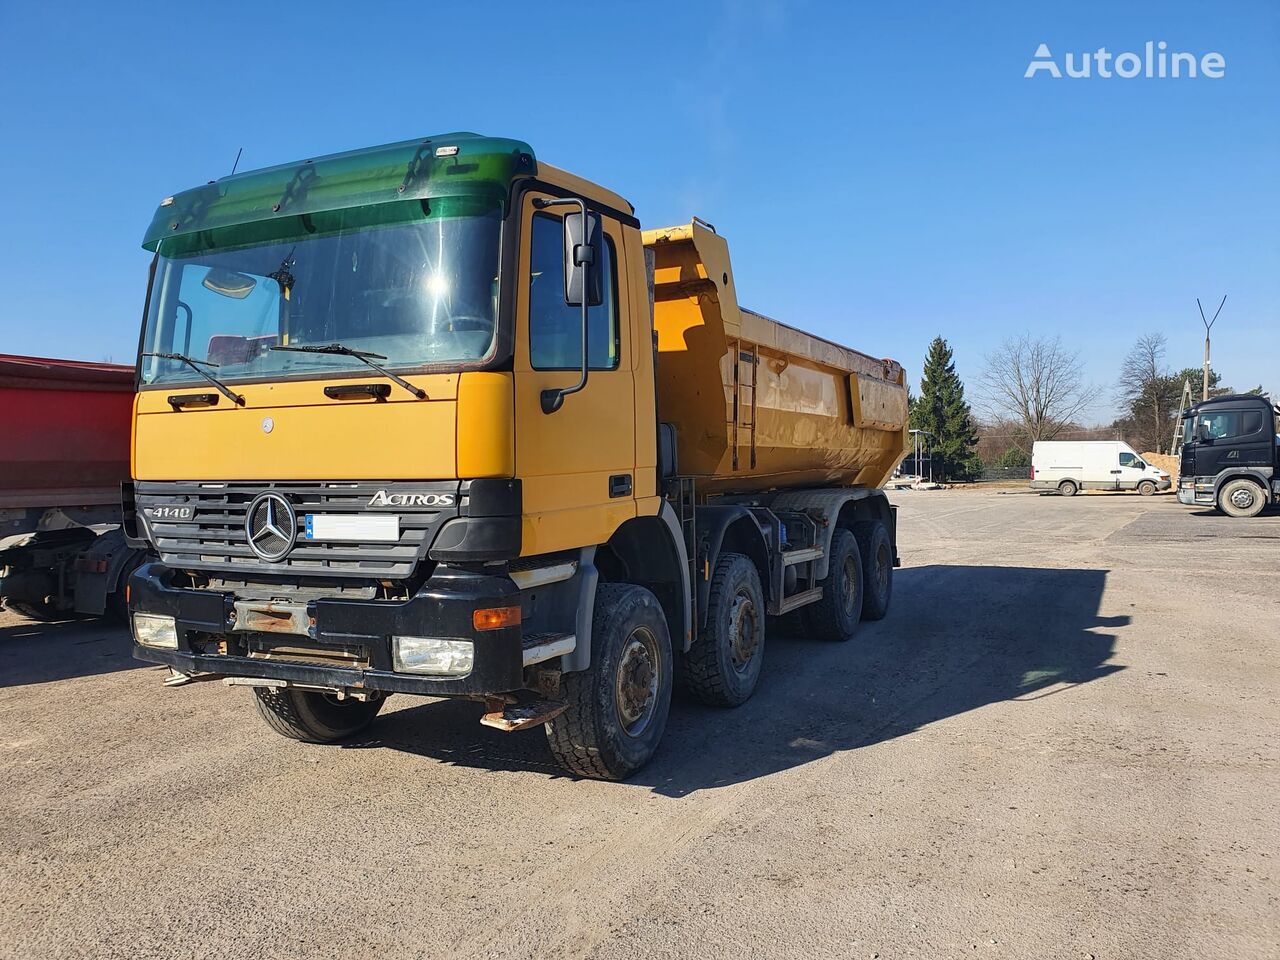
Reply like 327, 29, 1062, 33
684, 553, 766, 707
803, 528, 864, 642
3, 600, 65, 622
1138, 480, 1156, 497
1058, 480, 1078, 497
853, 520, 893, 621
253, 687, 384, 743
1218, 478, 1267, 518
545, 583, 673, 780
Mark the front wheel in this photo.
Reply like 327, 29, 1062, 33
1138, 480, 1156, 497
1219, 478, 1268, 518
545, 583, 673, 780
253, 687, 384, 743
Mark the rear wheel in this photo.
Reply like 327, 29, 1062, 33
803, 528, 864, 641
1058, 480, 1079, 498
683, 553, 765, 707
545, 583, 673, 780
253, 687, 384, 743
3, 600, 65, 622
1218, 478, 1267, 518
1137, 480, 1157, 497
853, 521, 893, 621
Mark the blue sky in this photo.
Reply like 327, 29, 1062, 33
1, 0, 1275, 421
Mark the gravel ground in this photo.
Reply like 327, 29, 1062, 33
1, 491, 1276, 960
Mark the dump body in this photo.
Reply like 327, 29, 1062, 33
0, 354, 134, 512
644, 221, 908, 494
1, 355, 141, 619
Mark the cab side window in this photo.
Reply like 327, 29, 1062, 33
1118, 452, 1139, 467
528, 212, 619, 370
1198, 411, 1263, 440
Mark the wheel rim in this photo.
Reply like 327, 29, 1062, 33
615, 626, 661, 737
873, 542, 891, 597
1230, 486, 1256, 510
841, 555, 860, 618
727, 590, 760, 673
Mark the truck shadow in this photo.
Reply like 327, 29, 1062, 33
0, 616, 145, 687
347, 565, 1127, 794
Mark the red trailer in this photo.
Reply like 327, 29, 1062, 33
0, 354, 143, 619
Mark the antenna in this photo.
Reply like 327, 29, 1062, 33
230, 147, 244, 176
1196, 294, 1226, 402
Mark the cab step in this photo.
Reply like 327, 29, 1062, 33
522, 631, 576, 666
480, 694, 568, 732
781, 546, 823, 565
775, 586, 823, 614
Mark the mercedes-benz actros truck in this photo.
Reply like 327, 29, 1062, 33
126, 133, 908, 779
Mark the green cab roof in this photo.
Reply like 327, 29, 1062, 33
142, 132, 536, 251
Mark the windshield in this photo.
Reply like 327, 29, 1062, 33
140, 198, 501, 386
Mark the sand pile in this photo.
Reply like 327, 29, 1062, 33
1142, 452, 1179, 482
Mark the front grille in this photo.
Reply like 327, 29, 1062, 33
135, 480, 459, 579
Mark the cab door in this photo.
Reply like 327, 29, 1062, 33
1116, 450, 1147, 490
513, 191, 637, 556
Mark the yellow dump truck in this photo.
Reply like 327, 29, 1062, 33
125, 133, 908, 779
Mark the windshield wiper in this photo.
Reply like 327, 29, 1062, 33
142, 352, 245, 406
269, 343, 426, 399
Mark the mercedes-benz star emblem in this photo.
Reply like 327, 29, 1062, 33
245, 492, 297, 562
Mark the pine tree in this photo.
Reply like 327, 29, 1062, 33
908, 336, 979, 481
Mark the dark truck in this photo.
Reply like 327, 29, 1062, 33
1177, 393, 1279, 518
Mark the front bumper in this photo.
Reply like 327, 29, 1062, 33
128, 562, 525, 696
1155, 477, 1172, 491
1178, 478, 1214, 506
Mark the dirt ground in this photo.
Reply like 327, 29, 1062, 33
1, 491, 1277, 960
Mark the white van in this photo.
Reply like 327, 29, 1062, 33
1030, 441, 1172, 497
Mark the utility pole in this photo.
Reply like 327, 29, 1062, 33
1197, 295, 1226, 401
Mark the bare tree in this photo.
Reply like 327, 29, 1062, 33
1115, 333, 1179, 453
977, 335, 1098, 447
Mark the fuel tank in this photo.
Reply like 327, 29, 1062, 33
644, 221, 908, 495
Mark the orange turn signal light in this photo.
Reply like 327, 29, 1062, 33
473, 605, 521, 631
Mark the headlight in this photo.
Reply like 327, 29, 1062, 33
392, 636, 474, 677
132, 613, 178, 649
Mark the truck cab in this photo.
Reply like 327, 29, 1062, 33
125, 132, 907, 779
1177, 394, 1279, 518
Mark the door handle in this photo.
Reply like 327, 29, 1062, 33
1110, 470, 1121, 474
609, 474, 633, 498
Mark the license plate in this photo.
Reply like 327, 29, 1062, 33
304, 514, 399, 542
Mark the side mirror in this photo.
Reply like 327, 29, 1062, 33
563, 211, 603, 307
1195, 422, 1210, 442
533, 196, 600, 414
